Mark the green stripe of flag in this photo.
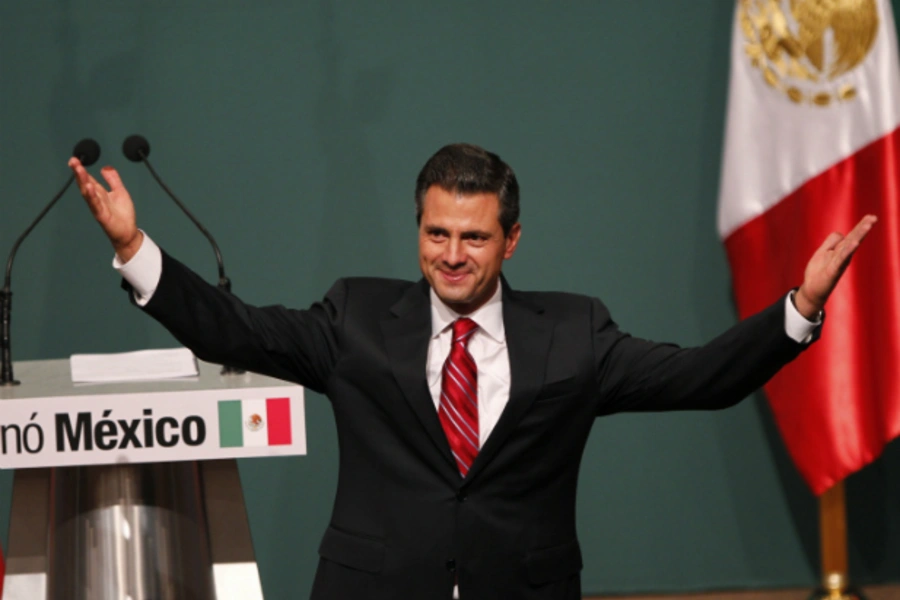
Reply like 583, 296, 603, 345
218, 400, 243, 447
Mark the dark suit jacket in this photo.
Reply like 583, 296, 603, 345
139, 251, 809, 600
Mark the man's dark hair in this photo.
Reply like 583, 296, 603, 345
415, 143, 520, 236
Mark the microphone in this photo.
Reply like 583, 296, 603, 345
122, 135, 231, 291
1, 139, 101, 386
122, 134, 244, 376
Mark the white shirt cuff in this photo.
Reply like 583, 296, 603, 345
113, 231, 162, 307
784, 291, 821, 344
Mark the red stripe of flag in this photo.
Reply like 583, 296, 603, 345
266, 397, 292, 446
724, 127, 900, 494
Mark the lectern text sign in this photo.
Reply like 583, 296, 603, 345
0, 385, 305, 468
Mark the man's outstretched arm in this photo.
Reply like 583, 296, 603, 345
595, 214, 879, 414
68, 157, 341, 390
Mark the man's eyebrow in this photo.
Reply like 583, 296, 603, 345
423, 225, 492, 238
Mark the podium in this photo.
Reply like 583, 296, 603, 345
0, 358, 306, 600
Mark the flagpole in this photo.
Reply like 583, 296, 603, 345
810, 480, 865, 600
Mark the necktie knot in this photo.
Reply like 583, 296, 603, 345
452, 318, 478, 347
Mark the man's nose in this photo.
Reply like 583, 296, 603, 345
443, 238, 465, 266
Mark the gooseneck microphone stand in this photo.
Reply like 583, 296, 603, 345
1, 139, 102, 386
122, 135, 244, 375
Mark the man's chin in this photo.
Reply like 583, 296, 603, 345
436, 290, 470, 305
434, 287, 474, 308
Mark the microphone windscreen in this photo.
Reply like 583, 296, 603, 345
72, 138, 101, 166
122, 135, 150, 162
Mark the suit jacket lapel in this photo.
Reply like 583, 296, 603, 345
465, 279, 552, 483
380, 280, 457, 475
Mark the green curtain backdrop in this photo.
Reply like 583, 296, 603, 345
2, 2, 899, 598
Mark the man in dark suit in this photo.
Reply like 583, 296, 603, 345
70, 144, 875, 599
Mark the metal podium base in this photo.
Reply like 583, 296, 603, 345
2, 459, 263, 600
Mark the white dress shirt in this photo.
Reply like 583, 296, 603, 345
427, 284, 508, 447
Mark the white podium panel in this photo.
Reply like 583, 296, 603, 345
0, 359, 306, 600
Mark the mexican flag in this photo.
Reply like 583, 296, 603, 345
218, 398, 292, 447
718, 0, 900, 495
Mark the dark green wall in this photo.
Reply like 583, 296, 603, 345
2, 2, 900, 597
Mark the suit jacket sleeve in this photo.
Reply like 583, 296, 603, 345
137, 250, 343, 393
592, 294, 810, 415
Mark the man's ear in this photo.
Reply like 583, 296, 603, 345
504, 223, 522, 260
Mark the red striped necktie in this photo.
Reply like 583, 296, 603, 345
439, 317, 479, 477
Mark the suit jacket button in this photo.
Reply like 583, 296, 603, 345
456, 490, 467, 502
445, 559, 456, 572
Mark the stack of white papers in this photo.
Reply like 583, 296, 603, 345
70, 348, 199, 383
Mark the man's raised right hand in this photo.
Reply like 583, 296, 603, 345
69, 158, 143, 263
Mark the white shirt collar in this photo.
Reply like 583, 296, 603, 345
429, 281, 505, 344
